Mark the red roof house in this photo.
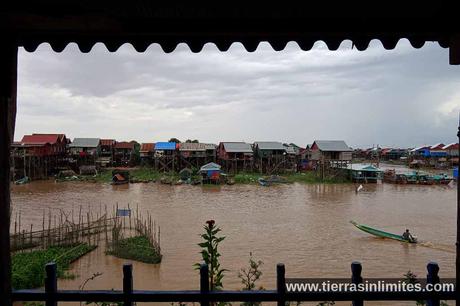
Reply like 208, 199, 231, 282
15, 133, 67, 156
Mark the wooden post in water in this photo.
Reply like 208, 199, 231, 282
48, 209, 52, 246
45, 262, 57, 306
0, 43, 17, 306
426, 261, 440, 306
42, 210, 45, 248
351, 261, 363, 306
123, 264, 133, 306
29, 224, 33, 246
276, 263, 286, 306
200, 263, 210, 306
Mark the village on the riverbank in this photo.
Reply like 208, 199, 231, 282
10, 133, 459, 185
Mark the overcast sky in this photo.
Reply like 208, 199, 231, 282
16, 40, 460, 148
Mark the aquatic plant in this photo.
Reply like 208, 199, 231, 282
194, 220, 227, 291
12, 244, 96, 289
106, 235, 162, 264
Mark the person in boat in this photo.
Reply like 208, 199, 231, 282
402, 229, 415, 242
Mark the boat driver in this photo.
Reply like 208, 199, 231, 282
402, 229, 415, 242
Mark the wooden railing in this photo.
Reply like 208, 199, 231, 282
12, 261, 456, 306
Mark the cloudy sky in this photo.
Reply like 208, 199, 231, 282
16, 40, 460, 148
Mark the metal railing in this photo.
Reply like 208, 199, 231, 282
12, 261, 455, 306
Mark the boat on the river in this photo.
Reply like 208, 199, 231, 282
383, 170, 453, 185
258, 175, 288, 186
350, 220, 417, 243
14, 176, 30, 185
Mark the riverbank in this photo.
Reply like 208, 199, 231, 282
55, 167, 350, 185
95, 169, 350, 185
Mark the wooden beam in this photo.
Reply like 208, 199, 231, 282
450, 35, 460, 65
0, 43, 17, 306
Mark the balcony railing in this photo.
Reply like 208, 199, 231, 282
12, 261, 455, 306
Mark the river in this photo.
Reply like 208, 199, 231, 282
11, 179, 456, 305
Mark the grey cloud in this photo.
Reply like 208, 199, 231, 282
15, 40, 460, 147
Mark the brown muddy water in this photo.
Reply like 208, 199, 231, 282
11, 180, 457, 305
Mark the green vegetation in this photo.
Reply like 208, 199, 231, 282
286, 172, 350, 184
12, 244, 96, 289
234, 172, 350, 184
106, 235, 162, 264
92, 170, 113, 182
130, 168, 163, 182
73, 167, 350, 185
233, 173, 260, 184
194, 220, 227, 291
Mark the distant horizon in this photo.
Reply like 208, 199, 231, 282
16, 40, 460, 149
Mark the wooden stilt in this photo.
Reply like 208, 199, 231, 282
0, 42, 17, 306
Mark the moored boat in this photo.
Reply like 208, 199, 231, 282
350, 220, 417, 243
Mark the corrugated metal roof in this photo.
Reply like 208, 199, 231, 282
200, 162, 222, 172
346, 163, 383, 172
254, 141, 285, 150
100, 139, 116, 146
411, 145, 429, 152
430, 143, 445, 150
179, 143, 206, 151
68, 138, 101, 148
155, 142, 177, 151
140, 143, 155, 152
21, 134, 65, 145
222, 142, 253, 153
442, 143, 459, 150
203, 143, 217, 150
115, 141, 134, 149
6, 2, 457, 62
284, 146, 297, 154
313, 140, 352, 152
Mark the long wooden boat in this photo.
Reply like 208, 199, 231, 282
350, 221, 417, 243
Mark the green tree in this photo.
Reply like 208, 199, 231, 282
169, 138, 181, 143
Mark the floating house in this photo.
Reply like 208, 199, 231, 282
15, 133, 67, 157
11, 133, 68, 179
310, 140, 352, 162
217, 142, 253, 173
140, 143, 155, 165
410, 145, 430, 158
180, 143, 207, 157
443, 143, 459, 157
443, 143, 459, 166
345, 164, 383, 183
154, 142, 179, 172
97, 139, 116, 167
283, 143, 301, 172
114, 141, 135, 166
111, 169, 130, 185
429, 143, 447, 157
179, 143, 211, 169
199, 162, 222, 184
68, 138, 101, 157
253, 141, 286, 173
204, 143, 218, 161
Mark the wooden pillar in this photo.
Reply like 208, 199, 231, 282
449, 35, 460, 65
0, 43, 17, 306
